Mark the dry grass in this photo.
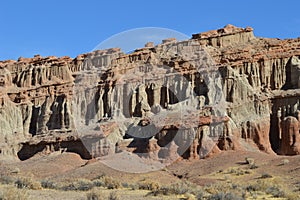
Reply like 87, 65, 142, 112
245, 179, 299, 199
15, 176, 42, 190
0, 185, 29, 200
60, 178, 94, 191
0, 173, 298, 200
86, 188, 105, 200
1, 151, 300, 199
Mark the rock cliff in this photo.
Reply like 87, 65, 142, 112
0, 24, 300, 162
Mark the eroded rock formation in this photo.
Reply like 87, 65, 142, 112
0, 24, 300, 162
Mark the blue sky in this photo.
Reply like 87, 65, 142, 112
1, 0, 300, 60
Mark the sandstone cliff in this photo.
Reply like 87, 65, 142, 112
0, 24, 299, 162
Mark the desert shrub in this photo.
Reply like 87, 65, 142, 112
147, 183, 182, 196
245, 180, 300, 199
149, 181, 160, 191
92, 179, 105, 187
170, 182, 190, 195
245, 157, 254, 165
266, 186, 285, 198
149, 181, 203, 197
138, 181, 160, 191
11, 167, 20, 174
228, 168, 237, 174
92, 176, 121, 190
94, 173, 106, 179
146, 180, 203, 197
184, 193, 196, 200
0, 185, 29, 200
246, 184, 257, 192
15, 177, 42, 190
108, 191, 120, 200
226, 168, 251, 176
86, 188, 104, 200
196, 190, 204, 200
246, 180, 269, 192
138, 182, 147, 190
77, 179, 94, 191
260, 173, 272, 179
204, 182, 245, 199
0, 176, 15, 185
249, 164, 258, 169
281, 159, 289, 165
246, 179, 279, 192
61, 179, 94, 191
121, 182, 129, 188
284, 192, 300, 200
103, 177, 121, 190
41, 179, 57, 189
208, 192, 243, 200
205, 183, 230, 195
128, 183, 139, 190
146, 186, 163, 196
246, 179, 288, 196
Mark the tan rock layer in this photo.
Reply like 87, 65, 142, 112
0, 25, 299, 160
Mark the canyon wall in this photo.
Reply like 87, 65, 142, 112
0, 24, 300, 161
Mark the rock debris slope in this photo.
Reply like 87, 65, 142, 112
0, 25, 299, 162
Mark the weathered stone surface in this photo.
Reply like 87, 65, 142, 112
0, 25, 300, 162
280, 116, 300, 155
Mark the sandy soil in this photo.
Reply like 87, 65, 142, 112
1, 150, 300, 199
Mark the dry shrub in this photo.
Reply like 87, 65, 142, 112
15, 177, 42, 190
281, 159, 290, 165
103, 177, 121, 190
260, 173, 272, 179
108, 191, 120, 200
0, 185, 29, 200
61, 179, 94, 191
207, 192, 243, 200
139, 180, 160, 191
245, 179, 299, 199
86, 188, 105, 200
148, 181, 203, 197
0, 176, 15, 185
245, 157, 254, 165
40, 179, 57, 189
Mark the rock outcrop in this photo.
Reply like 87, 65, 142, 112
280, 116, 300, 155
0, 24, 300, 162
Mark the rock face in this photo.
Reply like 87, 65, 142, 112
280, 116, 300, 155
0, 25, 300, 162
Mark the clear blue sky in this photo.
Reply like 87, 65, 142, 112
1, 0, 300, 60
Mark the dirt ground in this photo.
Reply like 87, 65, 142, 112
1, 150, 300, 199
